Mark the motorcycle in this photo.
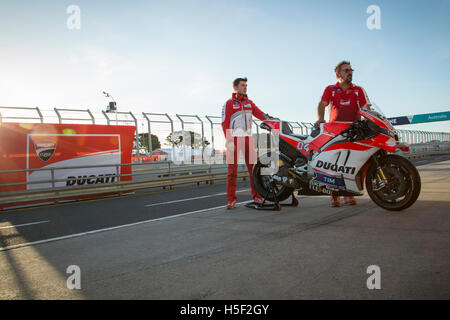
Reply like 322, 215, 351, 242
252, 107, 421, 211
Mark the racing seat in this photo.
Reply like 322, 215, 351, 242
289, 133, 309, 140
286, 129, 320, 140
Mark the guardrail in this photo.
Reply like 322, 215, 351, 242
1, 105, 450, 209
0, 161, 238, 189
1, 149, 450, 208
0, 159, 249, 207
2, 105, 449, 162
0, 171, 249, 206
2, 141, 448, 190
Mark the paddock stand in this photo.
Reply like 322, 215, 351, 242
245, 182, 299, 211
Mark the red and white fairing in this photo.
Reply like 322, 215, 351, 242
262, 108, 406, 193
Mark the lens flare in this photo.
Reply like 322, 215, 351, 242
62, 128, 76, 135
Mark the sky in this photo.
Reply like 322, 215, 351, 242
1, 0, 449, 132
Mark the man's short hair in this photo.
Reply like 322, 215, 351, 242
335, 61, 351, 73
233, 77, 248, 87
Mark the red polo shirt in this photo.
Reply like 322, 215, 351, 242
321, 82, 371, 122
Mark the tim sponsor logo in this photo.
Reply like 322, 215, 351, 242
66, 174, 117, 186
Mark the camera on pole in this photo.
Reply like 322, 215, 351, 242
106, 101, 117, 113
103, 91, 117, 113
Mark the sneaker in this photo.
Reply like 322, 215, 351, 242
226, 200, 236, 210
331, 196, 340, 207
344, 196, 357, 205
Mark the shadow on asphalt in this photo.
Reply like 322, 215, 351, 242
1, 196, 449, 299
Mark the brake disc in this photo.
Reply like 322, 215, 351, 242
379, 166, 408, 201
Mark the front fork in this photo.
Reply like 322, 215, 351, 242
371, 153, 388, 191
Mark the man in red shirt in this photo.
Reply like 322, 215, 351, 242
314, 61, 372, 207
222, 77, 272, 209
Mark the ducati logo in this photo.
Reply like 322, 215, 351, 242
316, 160, 356, 175
34, 139, 57, 162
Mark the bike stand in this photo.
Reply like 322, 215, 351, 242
245, 186, 299, 211
245, 201, 282, 211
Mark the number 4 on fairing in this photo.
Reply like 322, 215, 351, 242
296, 141, 310, 152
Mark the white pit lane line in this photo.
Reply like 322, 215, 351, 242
0, 220, 50, 230
0, 202, 249, 252
144, 188, 250, 207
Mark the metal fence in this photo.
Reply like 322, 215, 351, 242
1, 105, 450, 207
1, 105, 450, 163
1, 147, 449, 207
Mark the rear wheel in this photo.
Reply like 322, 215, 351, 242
366, 154, 421, 211
252, 154, 294, 203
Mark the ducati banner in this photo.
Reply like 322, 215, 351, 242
0, 122, 135, 208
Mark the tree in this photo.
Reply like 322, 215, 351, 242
166, 130, 210, 148
137, 133, 161, 152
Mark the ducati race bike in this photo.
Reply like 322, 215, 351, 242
252, 107, 421, 211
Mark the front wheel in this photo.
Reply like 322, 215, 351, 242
366, 154, 421, 211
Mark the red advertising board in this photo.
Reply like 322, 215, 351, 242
0, 122, 135, 209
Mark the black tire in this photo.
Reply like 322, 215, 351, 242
365, 154, 421, 211
252, 154, 294, 203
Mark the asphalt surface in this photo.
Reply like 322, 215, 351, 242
0, 154, 449, 299
0, 181, 252, 249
